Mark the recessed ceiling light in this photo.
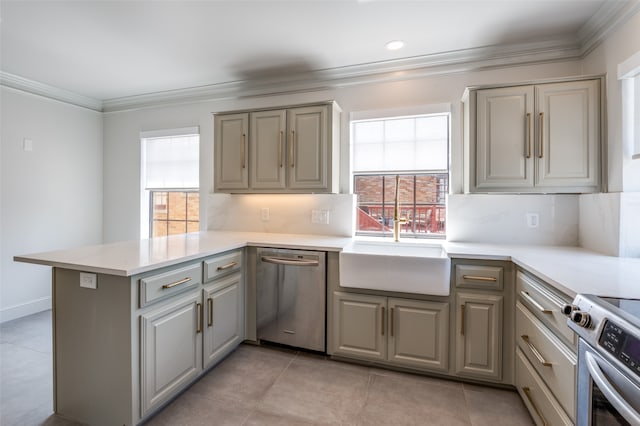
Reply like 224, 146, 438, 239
386, 40, 404, 51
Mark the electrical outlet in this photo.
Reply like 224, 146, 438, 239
312, 209, 330, 224
80, 272, 97, 289
261, 207, 270, 221
526, 213, 539, 228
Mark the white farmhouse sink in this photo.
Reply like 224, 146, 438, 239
339, 240, 451, 296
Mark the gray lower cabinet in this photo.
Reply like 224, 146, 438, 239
515, 270, 576, 424
140, 291, 203, 415
50, 249, 245, 426
452, 260, 512, 385
332, 291, 449, 372
455, 292, 503, 381
203, 273, 244, 368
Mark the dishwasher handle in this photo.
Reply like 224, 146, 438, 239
260, 256, 320, 267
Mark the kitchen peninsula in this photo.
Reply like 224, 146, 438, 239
15, 231, 640, 425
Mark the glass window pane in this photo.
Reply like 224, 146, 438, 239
168, 221, 186, 235
152, 220, 168, 237
167, 192, 187, 220
187, 193, 199, 221
351, 112, 449, 238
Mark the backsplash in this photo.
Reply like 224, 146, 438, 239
207, 193, 356, 237
580, 193, 640, 257
446, 194, 579, 245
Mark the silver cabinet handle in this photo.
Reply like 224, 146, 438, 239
538, 112, 544, 158
522, 387, 548, 426
585, 351, 640, 425
381, 306, 385, 336
207, 298, 213, 327
289, 129, 295, 168
520, 291, 553, 314
463, 275, 497, 282
521, 335, 552, 367
196, 303, 202, 334
390, 307, 394, 337
279, 130, 283, 168
241, 133, 246, 168
260, 256, 319, 266
216, 261, 237, 271
162, 277, 191, 289
526, 113, 532, 159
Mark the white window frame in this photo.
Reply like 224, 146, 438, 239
140, 126, 200, 239
349, 105, 451, 239
618, 50, 640, 159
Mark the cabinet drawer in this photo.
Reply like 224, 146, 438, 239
203, 250, 242, 282
139, 263, 202, 308
455, 265, 503, 290
515, 347, 573, 426
516, 302, 576, 420
517, 271, 576, 347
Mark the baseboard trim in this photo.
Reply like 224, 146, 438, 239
0, 297, 51, 323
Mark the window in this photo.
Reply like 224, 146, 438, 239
351, 112, 449, 238
140, 127, 199, 238
619, 50, 640, 159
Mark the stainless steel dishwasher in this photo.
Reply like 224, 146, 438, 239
256, 247, 326, 352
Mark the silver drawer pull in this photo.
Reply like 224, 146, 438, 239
216, 261, 238, 271
463, 275, 497, 282
522, 387, 549, 426
521, 335, 553, 367
161, 277, 192, 289
520, 290, 553, 314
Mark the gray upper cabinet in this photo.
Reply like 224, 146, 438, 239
466, 78, 601, 193
214, 102, 340, 193
214, 113, 249, 191
250, 110, 287, 190
287, 105, 329, 190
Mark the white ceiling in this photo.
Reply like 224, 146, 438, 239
0, 0, 636, 109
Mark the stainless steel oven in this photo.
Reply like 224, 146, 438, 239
568, 294, 640, 425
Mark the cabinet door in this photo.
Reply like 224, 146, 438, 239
388, 298, 449, 371
140, 292, 202, 415
476, 86, 535, 189
535, 80, 599, 190
250, 110, 287, 190
203, 274, 244, 369
332, 292, 386, 361
455, 292, 503, 381
287, 106, 329, 190
214, 113, 249, 191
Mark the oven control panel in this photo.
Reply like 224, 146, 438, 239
600, 320, 640, 377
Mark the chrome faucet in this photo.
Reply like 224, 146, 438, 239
393, 175, 408, 242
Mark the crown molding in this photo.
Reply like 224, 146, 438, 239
102, 37, 583, 113
4, 1, 637, 114
578, 0, 640, 56
0, 71, 103, 112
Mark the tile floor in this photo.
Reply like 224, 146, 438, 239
1, 311, 534, 425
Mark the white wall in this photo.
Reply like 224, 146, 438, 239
581, 9, 640, 193
578, 8, 640, 256
0, 87, 103, 322
102, 60, 582, 243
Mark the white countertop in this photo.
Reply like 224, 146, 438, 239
14, 231, 640, 300
13, 231, 351, 277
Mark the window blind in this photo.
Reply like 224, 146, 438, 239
351, 114, 448, 173
141, 128, 199, 189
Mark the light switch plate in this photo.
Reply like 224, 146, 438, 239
80, 272, 97, 289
